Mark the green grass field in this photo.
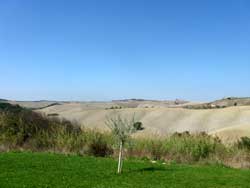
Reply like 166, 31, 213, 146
0, 152, 249, 188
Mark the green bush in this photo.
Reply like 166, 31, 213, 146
126, 132, 225, 163
87, 131, 113, 157
238, 137, 250, 150
164, 132, 223, 162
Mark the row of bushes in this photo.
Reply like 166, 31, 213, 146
126, 132, 226, 162
1, 103, 250, 168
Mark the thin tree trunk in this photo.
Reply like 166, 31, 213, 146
117, 141, 123, 174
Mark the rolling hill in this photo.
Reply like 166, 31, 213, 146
3, 97, 250, 143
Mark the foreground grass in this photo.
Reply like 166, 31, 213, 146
0, 152, 250, 188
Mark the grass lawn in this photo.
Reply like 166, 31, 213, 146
0, 152, 249, 188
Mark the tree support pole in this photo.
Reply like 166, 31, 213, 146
117, 141, 123, 174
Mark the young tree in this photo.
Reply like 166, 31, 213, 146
105, 114, 144, 174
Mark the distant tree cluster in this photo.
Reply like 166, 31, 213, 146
105, 106, 122, 110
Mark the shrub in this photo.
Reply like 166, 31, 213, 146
238, 137, 250, 150
133, 122, 144, 130
87, 132, 113, 157
165, 132, 223, 162
127, 132, 226, 163
47, 113, 59, 117
148, 139, 165, 160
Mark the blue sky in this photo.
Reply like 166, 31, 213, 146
0, 0, 250, 101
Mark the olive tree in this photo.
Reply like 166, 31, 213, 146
105, 114, 144, 174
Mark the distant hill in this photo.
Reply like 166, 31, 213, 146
113, 99, 189, 108
3, 97, 250, 110
183, 97, 250, 109
3, 100, 62, 110
212, 97, 250, 107
2, 97, 250, 143
112, 99, 149, 102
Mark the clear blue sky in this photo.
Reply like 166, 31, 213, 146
0, 0, 250, 101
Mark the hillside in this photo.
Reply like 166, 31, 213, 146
5, 99, 190, 109
3, 98, 250, 143
8, 97, 250, 110
37, 102, 250, 143
184, 97, 250, 109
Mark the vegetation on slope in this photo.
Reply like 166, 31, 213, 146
31, 102, 62, 110
0, 102, 79, 147
184, 97, 250, 109
0, 152, 250, 188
